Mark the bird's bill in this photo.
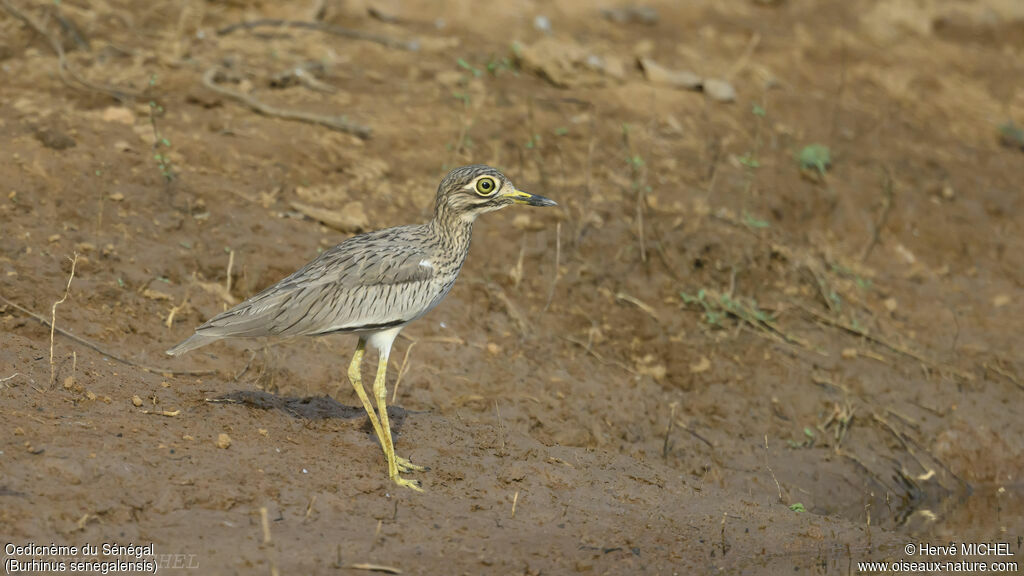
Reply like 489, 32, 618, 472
506, 189, 558, 207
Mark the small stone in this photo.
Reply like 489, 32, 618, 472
216, 433, 232, 449
638, 57, 702, 89
132, 395, 143, 407
690, 356, 711, 373
841, 348, 858, 359
108, 192, 125, 202
883, 298, 898, 312
86, 391, 97, 401
487, 342, 501, 355
533, 15, 552, 34
993, 294, 1010, 308
434, 70, 464, 87
102, 107, 136, 125
48, 234, 61, 243
941, 183, 955, 200
703, 78, 736, 102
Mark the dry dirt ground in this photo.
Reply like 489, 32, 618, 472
2, 0, 1023, 574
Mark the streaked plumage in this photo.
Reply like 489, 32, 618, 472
166, 164, 557, 491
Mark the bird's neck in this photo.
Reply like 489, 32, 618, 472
429, 203, 475, 252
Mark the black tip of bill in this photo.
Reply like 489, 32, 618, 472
521, 192, 558, 207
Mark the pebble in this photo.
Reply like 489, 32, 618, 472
216, 433, 232, 449
703, 78, 737, 102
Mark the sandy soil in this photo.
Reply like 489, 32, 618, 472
2, 0, 1022, 574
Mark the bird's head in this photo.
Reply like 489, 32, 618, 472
434, 164, 557, 223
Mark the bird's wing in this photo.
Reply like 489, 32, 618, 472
194, 230, 437, 338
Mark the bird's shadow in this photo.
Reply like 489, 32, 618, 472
210, 390, 409, 432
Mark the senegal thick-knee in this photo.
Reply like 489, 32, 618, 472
166, 165, 557, 491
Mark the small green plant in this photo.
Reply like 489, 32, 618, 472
786, 427, 816, 449
998, 121, 1024, 149
738, 104, 766, 170
681, 287, 825, 354
147, 75, 175, 184
525, 133, 541, 149
680, 289, 724, 325
829, 263, 872, 290
553, 127, 569, 136
737, 153, 760, 169
457, 58, 482, 77
797, 144, 831, 176
741, 211, 770, 229
485, 55, 514, 76
789, 503, 806, 513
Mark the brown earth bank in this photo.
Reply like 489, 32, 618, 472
1, 0, 1022, 574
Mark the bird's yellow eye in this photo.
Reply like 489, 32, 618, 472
475, 177, 497, 196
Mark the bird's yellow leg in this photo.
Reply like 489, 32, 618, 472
347, 339, 387, 452
372, 352, 423, 491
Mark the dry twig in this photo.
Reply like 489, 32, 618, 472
216, 19, 419, 52
201, 67, 371, 138
1, 294, 216, 377
543, 221, 561, 312
390, 340, 417, 402
860, 167, 895, 262
0, 0, 140, 101
798, 303, 974, 381
615, 292, 658, 321
349, 564, 401, 575
0, 373, 23, 388
49, 254, 78, 386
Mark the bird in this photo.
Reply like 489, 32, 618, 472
166, 165, 557, 491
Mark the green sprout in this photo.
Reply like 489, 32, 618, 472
797, 144, 831, 176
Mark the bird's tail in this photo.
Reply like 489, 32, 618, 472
165, 333, 219, 356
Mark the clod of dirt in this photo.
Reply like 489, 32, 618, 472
637, 58, 736, 102
689, 356, 711, 373
515, 38, 625, 88
601, 5, 659, 25
131, 395, 143, 407
290, 200, 369, 233
34, 127, 76, 150
703, 78, 736, 102
216, 433, 232, 449
101, 106, 135, 125
638, 58, 702, 89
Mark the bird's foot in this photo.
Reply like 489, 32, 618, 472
396, 455, 429, 474
391, 473, 424, 492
